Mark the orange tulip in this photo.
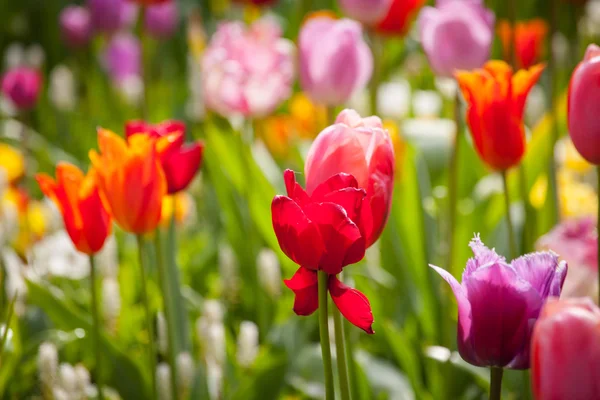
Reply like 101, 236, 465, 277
89, 128, 180, 234
456, 61, 544, 170
498, 19, 548, 70
36, 163, 111, 254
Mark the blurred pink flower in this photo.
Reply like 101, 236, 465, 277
60, 6, 93, 48
1, 67, 43, 110
88, 0, 137, 33
299, 16, 372, 106
201, 18, 295, 118
338, 0, 392, 25
145, 2, 179, 39
103, 33, 141, 84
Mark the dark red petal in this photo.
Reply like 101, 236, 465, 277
271, 195, 325, 270
284, 267, 319, 316
321, 187, 365, 223
163, 141, 204, 194
303, 202, 365, 275
310, 173, 359, 201
283, 169, 310, 206
155, 120, 186, 137
329, 276, 374, 334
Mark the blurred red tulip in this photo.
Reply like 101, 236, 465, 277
498, 19, 548, 70
531, 298, 600, 400
305, 109, 395, 248
375, 0, 425, 36
456, 61, 544, 170
125, 120, 204, 194
568, 44, 600, 165
1, 67, 42, 111
36, 163, 112, 254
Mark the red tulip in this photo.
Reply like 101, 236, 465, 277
568, 44, 600, 165
125, 120, 204, 194
498, 19, 548, 70
1, 67, 42, 110
304, 109, 395, 248
375, 0, 425, 36
531, 298, 600, 400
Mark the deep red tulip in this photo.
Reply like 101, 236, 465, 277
125, 120, 204, 194
1, 67, 42, 111
375, 0, 425, 36
305, 109, 395, 248
531, 298, 600, 400
568, 44, 600, 165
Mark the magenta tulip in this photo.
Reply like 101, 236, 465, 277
60, 6, 93, 48
145, 2, 179, 39
338, 0, 392, 25
1, 67, 42, 110
103, 33, 141, 84
304, 109, 395, 247
88, 0, 137, 33
299, 17, 373, 106
531, 298, 600, 400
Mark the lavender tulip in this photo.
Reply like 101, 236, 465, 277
145, 2, 178, 39
431, 236, 567, 369
103, 33, 141, 84
418, 0, 494, 77
60, 6, 93, 48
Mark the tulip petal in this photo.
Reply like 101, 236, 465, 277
328, 276, 374, 334
463, 235, 506, 279
311, 172, 359, 199
321, 188, 365, 223
284, 267, 319, 316
283, 169, 310, 206
271, 195, 324, 270
511, 251, 567, 298
512, 64, 545, 119
163, 141, 204, 194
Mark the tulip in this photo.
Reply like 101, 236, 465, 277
145, 2, 178, 39
498, 19, 548, 70
36, 163, 111, 255
128, 0, 171, 5
233, 0, 277, 5
202, 17, 295, 118
568, 44, 600, 164
338, 0, 393, 26
418, 0, 495, 77
431, 235, 567, 368
272, 169, 373, 332
456, 60, 544, 170
305, 109, 394, 247
299, 16, 372, 106
88, 0, 137, 33
531, 298, 600, 400
375, 0, 425, 36
59, 6, 93, 48
103, 33, 141, 84
89, 128, 180, 234
1, 67, 42, 111
125, 120, 204, 194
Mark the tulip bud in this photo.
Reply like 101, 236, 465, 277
304, 109, 395, 247
145, 3, 179, 40
531, 298, 600, 399
1, 67, 42, 111
338, 0, 392, 25
568, 44, 600, 164
59, 6, 92, 48
236, 321, 259, 368
38, 342, 58, 394
299, 17, 372, 106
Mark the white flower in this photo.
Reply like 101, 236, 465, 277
204, 323, 226, 366
4, 43, 24, 69
176, 352, 195, 395
49, 65, 77, 112
29, 231, 89, 279
206, 361, 223, 400
3, 248, 27, 315
552, 32, 569, 66
38, 342, 58, 393
236, 321, 259, 368
73, 364, 90, 399
156, 362, 172, 400
218, 244, 239, 301
102, 277, 121, 333
58, 363, 77, 393
119, 75, 144, 107
157, 312, 168, 356
378, 80, 411, 120
26, 44, 45, 68
202, 300, 224, 324
96, 235, 119, 278
525, 85, 546, 127
435, 77, 458, 100
413, 90, 442, 118
256, 249, 281, 297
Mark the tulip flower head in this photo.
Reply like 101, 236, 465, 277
125, 120, 203, 194
88, 0, 137, 33
456, 61, 544, 170
89, 128, 180, 234
272, 169, 374, 333
299, 16, 372, 106
36, 163, 112, 255
1, 67, 43, 111
418, 0, 495, 77
103, 33, 141, 85
531, 298, 600, 399
376, 0, 425, 36
568, 44, 600, 164
144, 2, 179, 39
305, 109, 395, 247
202, 17, 295, 118
338, 0, 393, 26
431, 236, 567, 369
498, 19, 548, 70
128, 0, 171, 5
59, 6, 93, 48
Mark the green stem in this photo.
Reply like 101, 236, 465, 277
136, 235, 157, 400
597, 166, 600, 305
518, 165, 532, 254
326, 106, 336, 125
154, 229, 179, 400
489, 367, 503, 400
344, 323, 359, 400
448, 91, 461, 274
368, 30, 382, 115
89, 256, 105, 400
501, 171, 517, 259
333, 307, 351, 400
317, 271, 335, 400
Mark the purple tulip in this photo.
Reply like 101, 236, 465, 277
338, 0, 392, 25
103, 33, 141, 83
1, 67, 43, 110
431, 236, 567, 369
418, 0, 494, 77
299, 17, 372, 106
145, 2, 178, 39
88, 0, 137, 33
59, 6, 93, 48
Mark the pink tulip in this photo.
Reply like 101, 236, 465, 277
299, 17, 373, 106
145, 2, 178, 39
1, 67, 42, 110
568, 43, 600, 164
60, 6, 93, 48
531, 298, 600, 400
338, 0, 392, 25
304, 109, 395, 247
201, 17, 295, 118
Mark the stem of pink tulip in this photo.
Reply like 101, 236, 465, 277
317, 270, 335, 400
501, 170, 517, 259
89, 255, 104, 400
489, 367, 503, 400
332, 306, 351, 400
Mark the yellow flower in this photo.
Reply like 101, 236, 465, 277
161, 192, 195, 227
289, 93, 327, 139
529, 175, 547, 210
383, 119, 404, 178
0, 143, 25, 183
4, 187, 49, 254
557, 170, 597, 219
562, 138, 592, 174
258, 116, 296, 159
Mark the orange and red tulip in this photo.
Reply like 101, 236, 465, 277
36, 163, 111, 254
456, 60, 544, 170
498, 19, 548, 70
